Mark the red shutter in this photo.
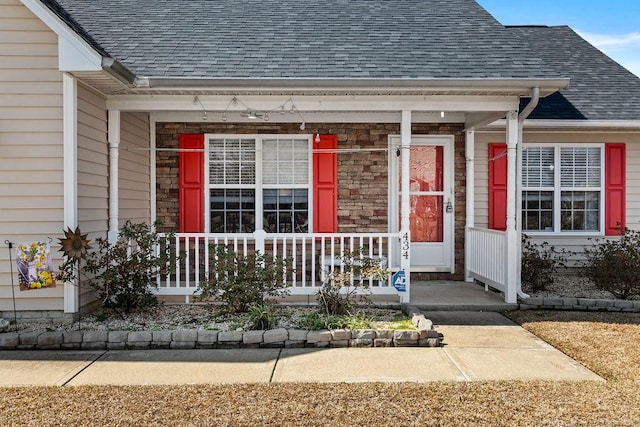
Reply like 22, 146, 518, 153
179, 134, 204, 233
488, 143, 507, 231
313, 135, 338, 233
605, 143, 626, 235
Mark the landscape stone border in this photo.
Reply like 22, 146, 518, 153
520, 297, 640, 312
0, 305, 444, 351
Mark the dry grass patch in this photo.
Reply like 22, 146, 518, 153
507, 310, 640, 381
1, 382, 640, 426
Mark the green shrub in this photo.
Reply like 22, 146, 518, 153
582, 228, 640, 299
299, 311, 345, 330
341, 312, 375, 330
247, 303, 278, 330
80, 221, 174, 313
197, 246, 289, 313
521, 234, 569, 292
318, 249, 389, 315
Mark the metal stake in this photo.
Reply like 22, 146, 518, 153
4, 240, 18, 328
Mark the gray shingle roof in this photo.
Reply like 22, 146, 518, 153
40, 1, 640, 121
510, 26, 640, 121
44, 0, 554, 80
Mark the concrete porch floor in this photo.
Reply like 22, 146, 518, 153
409, 281, 518, 312
278, 281, 517, 311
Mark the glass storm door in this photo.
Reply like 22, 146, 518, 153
391, 136, 454, 272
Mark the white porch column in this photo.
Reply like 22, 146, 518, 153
516, 123, 525, 295
150, 115, 157, 224
504, 111, 519, 303
464, 128, 475, 282
108, 110, 121, 244
400, 110, 411, 303
62, 73, 78, 314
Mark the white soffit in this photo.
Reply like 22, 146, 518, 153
20, 0, 103, 72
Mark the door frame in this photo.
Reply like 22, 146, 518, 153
388, 134, 455, 272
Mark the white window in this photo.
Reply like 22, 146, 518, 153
522, 144, 603, 233
206, 135, 311, 233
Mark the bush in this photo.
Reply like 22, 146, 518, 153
582, 228, 640, 299
318, 249, 389, 315
247, 303, 278, 330
521, 234, 569, 292
80, 221, 174, 313
197, 246, 289, 313
299, 311, 377, 331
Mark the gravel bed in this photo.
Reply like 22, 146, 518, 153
6, 304, 406, 333
521, 271, 640, 301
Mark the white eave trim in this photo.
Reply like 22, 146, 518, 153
136, 77, 569, 96
483, 119, 640, 131
20, 0, 102, 72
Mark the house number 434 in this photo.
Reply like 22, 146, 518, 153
401, 232, 410, 260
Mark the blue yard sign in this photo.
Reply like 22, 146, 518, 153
392, 270, 406, 292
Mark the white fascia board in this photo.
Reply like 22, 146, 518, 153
20, 0, 103, 72
138, 77, 569, 96
106, 94, 520, 113
482, 119, 640, 131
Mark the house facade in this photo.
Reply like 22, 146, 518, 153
1, 0, 639, 318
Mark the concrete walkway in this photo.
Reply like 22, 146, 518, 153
0, 312, 602, 387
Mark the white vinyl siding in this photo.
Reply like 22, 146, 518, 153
0, 0, 64, 310
77, 83, 108, 235
75, 83, 108, 308
119, 112, 151, 224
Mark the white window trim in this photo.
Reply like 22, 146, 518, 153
204, 134, 313, 233
522, 142, 605, 236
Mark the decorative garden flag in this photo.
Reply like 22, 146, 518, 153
15, 241, 54, 291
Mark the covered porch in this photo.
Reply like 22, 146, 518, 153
72, 80, 565, 310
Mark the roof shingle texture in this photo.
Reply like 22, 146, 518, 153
45, 0, 554, 80
510, 26, 640, 121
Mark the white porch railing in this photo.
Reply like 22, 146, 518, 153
467, 227, 508, 294
155, 231, 400, 303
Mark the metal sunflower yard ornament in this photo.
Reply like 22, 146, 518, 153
56, 226, 92, 286
59, 226, 91, 261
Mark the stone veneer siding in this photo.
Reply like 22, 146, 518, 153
155, 122, 466, 280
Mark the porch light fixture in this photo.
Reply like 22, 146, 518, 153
314, 133, 321, 143
300, 121, 306, 131
441, 111, 445, 118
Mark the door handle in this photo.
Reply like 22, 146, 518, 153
445, 198, 453, 213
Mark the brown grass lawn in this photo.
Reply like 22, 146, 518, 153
1, 311, 639, 426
